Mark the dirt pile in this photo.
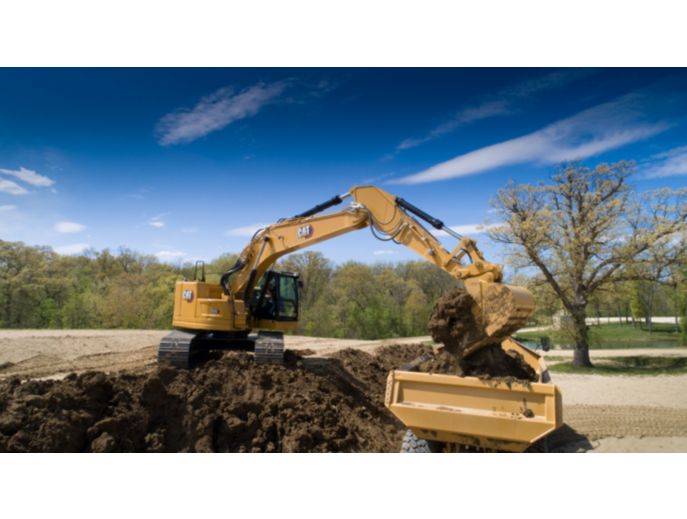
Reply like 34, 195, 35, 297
0, 342, 583, 452
0, 346, 429, 453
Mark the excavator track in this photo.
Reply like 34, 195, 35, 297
158, 330, 200, 369
158, 330, 284, 368
254, 331, 284, 364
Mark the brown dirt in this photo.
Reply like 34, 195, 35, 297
427, 285, 527, 356
415, 345, 537, 382
428, 287, 485, 356
562, 405, 687, 440
426, 287, 537, 382
2, 330, 685, 452
0, 346, 432, 453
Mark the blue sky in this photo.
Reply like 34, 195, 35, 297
1, 68, 686, 267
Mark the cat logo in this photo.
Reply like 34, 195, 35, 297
182, 289, 194, 302
297, 224, 314, 239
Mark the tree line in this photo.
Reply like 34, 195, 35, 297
0, 241, 457, 338
2, 235, 684, 343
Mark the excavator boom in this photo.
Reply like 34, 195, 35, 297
224, 186, 533, 352
226, 186, 502, 297
160, 185, 534, 366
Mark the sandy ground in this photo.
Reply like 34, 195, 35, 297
1, 329, 686, 452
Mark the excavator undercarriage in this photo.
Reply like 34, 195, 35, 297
158, 330, 285, 368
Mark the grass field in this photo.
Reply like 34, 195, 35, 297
518, 322, 685, 349
549, 355, 687, 376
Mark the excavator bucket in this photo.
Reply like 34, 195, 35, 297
465, 280, 536, 346
429, 281, 536, 358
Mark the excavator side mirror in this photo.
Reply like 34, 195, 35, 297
539, 336, 551, 352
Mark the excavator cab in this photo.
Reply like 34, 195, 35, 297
250, 270, 300, 321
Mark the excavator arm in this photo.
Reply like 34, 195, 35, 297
221, 185, 534, 354
226, 185, 503, 297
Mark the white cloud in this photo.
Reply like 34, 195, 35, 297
127, 188, 149, 200
397, 101, 510, 151
155, 250, 187, 262
643, 146, 687, 178
55, 243, 90, 255
0, 167, 55, 187
449, 223, 499, 235
501, 69, 592, 99
395, 93, 670, 185
180, 226, 198, 233
54, 221, 86, 233
395, 70, 593, 152
148, 215, 165, 228
225, 222, 270, 237
373, 249, 398, 256
156, 81, 287, 146
0, 178, 29, 195
434, 223, 499, 237
0, 204, 16, 211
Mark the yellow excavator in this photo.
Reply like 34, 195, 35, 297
159, 185, 562, 452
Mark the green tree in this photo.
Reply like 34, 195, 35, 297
280, 251, 333, 334
490, 162, 687, 367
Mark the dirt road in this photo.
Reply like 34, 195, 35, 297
0, 330, 430, 380
1, 329, 686, 452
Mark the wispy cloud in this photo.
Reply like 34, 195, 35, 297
180, 226, 198, 234
156, 81, 288, 146
127, 188, 149, 200
148, 215, 166, 228
434, 223, 499, 237
0, 166, 55, 187
643, 145, 687, 178
397, 101, 510, 151
449, 223, 499, 235
55, 243, 90, 255
54, 221, 86, 233
155, 250, 187, 262
395, 92, 671, 185
500, 69, 592, 99
0, 178, 29, 195
395, 70, 592, 153
225, 222, 270, 237
373, 249, 398, 256
0, 204, 16, 211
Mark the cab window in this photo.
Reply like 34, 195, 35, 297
277, 275, 298, 320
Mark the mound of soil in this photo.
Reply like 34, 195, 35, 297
0, 343, 574, 452
0, 346, 430, 453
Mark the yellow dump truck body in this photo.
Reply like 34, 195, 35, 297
384, 339, 563, 452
